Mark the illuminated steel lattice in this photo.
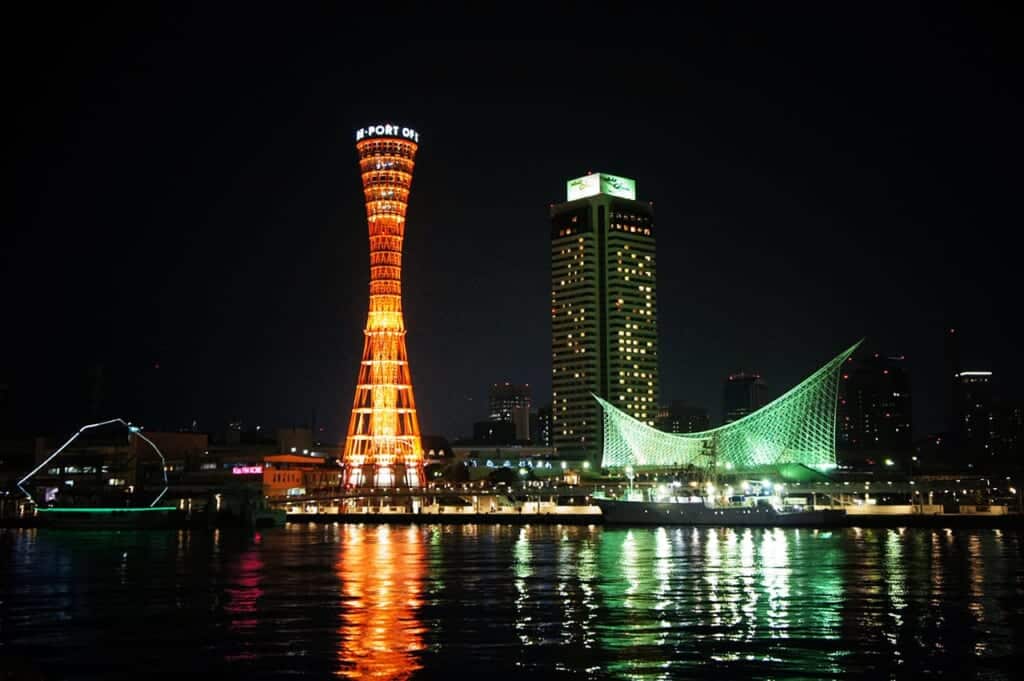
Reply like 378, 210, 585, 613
598, 341, 862, 470
344, 124, 424, 487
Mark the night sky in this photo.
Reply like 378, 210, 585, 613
5, 5, 1020, 441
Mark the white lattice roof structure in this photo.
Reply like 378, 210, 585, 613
597, 341, 862, 470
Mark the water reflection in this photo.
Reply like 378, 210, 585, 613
1, 525, 1021, 680
597, 527, 848, 678
335, 524, 425, 679
223, 533, 264, 661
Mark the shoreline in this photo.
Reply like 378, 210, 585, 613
3, 512, 1023, 529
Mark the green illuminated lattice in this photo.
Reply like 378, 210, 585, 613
597, 341, 862, 471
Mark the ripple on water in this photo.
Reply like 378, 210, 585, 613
1, 525, 1021, 680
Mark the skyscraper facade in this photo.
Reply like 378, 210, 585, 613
838, 352, 912, 454
343, 124, 424, 488
550, 172, 658, 461
722, 372, 769, 424
534, 404, 553, 447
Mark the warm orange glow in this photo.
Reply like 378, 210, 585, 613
343, 132, 423, 487
336, 525, 425, 679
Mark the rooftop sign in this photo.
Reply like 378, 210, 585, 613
355, 124, 420, 143
567, 173, 636, 201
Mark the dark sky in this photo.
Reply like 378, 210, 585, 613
5, 5, 1020, 441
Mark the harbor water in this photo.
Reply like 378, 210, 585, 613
2, 524, 1023, 679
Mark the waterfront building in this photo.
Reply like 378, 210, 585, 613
598, 341, 861, 471
550, 172, 658, 462
343, 124, 424, 488
262, 454, 331, 498
723, 372, 769, 424
450, 444, 556, 465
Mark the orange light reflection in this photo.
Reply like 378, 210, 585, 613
336, 525, 425, 679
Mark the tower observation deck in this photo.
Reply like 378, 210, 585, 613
343, 123, 424, 487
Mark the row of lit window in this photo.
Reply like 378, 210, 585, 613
611, 212, 649, 222
611, 225, 652, 235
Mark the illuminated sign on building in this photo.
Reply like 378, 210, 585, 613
355, 124, 420, 143
232, 466, 264, 476
566, 173, 637, 201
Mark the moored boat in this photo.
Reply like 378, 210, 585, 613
595, 497, 845, 526
36, 506, 178, 529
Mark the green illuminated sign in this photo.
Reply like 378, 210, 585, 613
599, 174, 635, 199
567, 174, 600, 200
566, 173, 636, 201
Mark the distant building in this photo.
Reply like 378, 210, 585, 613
722, 372, 768, 424
471, 420, 517, 445
1000, 402, 1024, 463
551, 172, 658, 461
945, 327, 961, 433
914, 433, 955, 471
656, 401, 710, 433
276, 427, 313, 454
451, 445, 556, 466
838, 352, 912, 454
488, 383, 532, 442
420, 435, 454, 460
956, 371, 998, 461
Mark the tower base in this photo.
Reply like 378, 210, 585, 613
347, 463, 423, 489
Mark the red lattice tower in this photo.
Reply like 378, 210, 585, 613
343, 124, 423, 487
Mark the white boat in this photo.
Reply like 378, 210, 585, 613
595, 496, 845, 526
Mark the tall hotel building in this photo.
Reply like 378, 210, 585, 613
550, 173, 658, 461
